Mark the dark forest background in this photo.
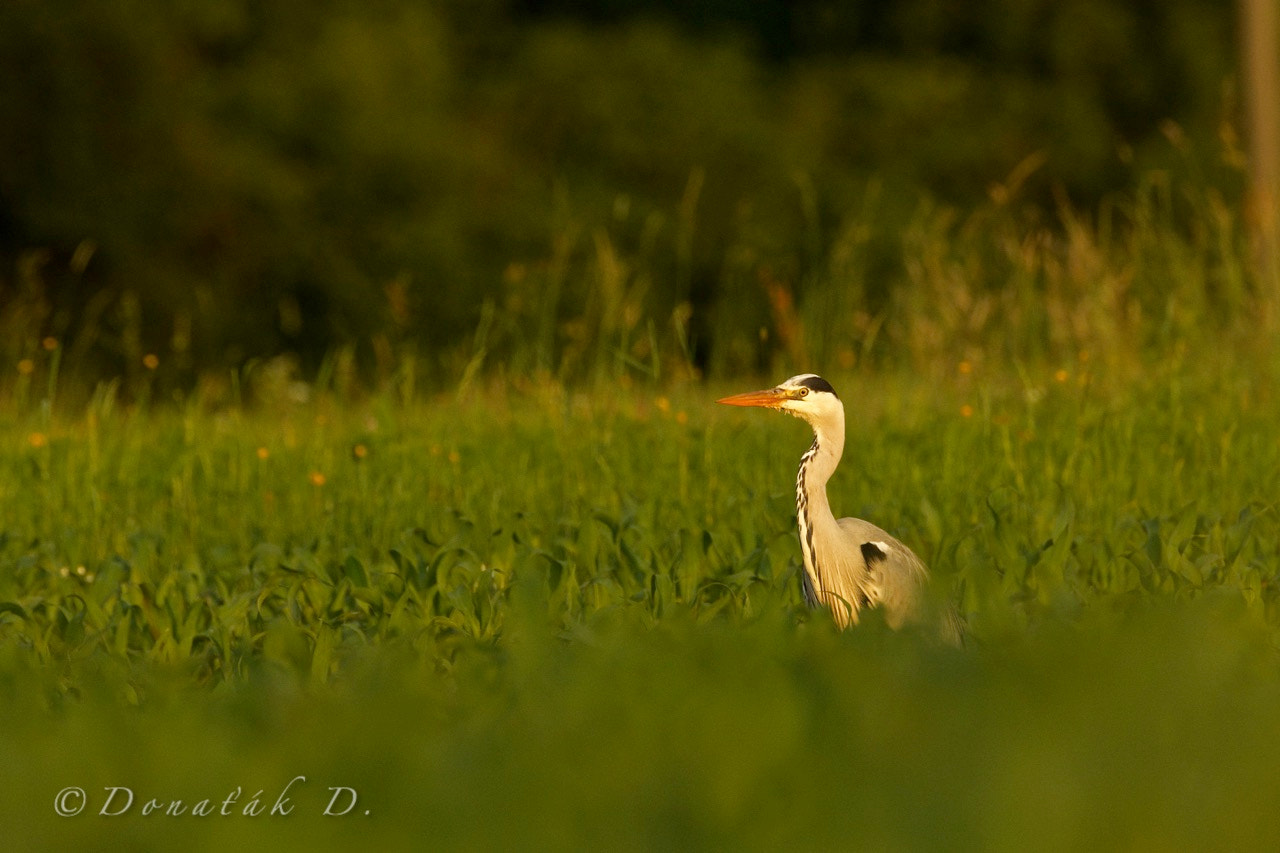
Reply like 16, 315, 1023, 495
0, 0, 1243, 388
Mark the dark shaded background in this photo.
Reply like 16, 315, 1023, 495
0, 0, 1240, 385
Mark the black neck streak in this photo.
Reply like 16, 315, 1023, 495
796, 437, 821, 607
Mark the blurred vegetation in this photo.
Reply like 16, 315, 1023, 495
0, 0, 1249, 387
9, 600, 1280, 849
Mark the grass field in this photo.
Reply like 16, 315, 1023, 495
2, 345, 1279, 849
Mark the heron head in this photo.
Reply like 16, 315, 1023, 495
717, 373, 841, 424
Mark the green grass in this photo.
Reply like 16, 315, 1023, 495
2, 353, 1280, 849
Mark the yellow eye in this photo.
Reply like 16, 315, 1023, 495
798, 387, 809, 397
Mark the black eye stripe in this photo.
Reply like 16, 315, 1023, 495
797, 375, 838, 397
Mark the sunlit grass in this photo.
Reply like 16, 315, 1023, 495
2, 353, 1278, 673
3, 316, 1280, 847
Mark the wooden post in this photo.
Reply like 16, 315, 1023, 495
1241, 0, 1280, 321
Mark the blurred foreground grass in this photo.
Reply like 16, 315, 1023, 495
2, 353, 1280, 848
7, 601, 1280, 850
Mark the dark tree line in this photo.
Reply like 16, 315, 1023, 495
0, 0, 1239, 384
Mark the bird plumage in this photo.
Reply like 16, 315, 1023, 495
719, 373, 928, 629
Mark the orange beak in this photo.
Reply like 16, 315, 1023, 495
716, 387, 791, 409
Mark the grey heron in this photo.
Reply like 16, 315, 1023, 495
718, 373, 929, 630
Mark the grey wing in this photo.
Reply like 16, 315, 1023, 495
837, 517, 929, 628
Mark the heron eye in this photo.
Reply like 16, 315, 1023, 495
798, 387, 809, 397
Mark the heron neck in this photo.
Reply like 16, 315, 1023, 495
802, 412, 845, 506
795, 408, 845, 556
794, 408, 845, 606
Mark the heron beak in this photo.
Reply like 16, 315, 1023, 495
716, 387, 790, 409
